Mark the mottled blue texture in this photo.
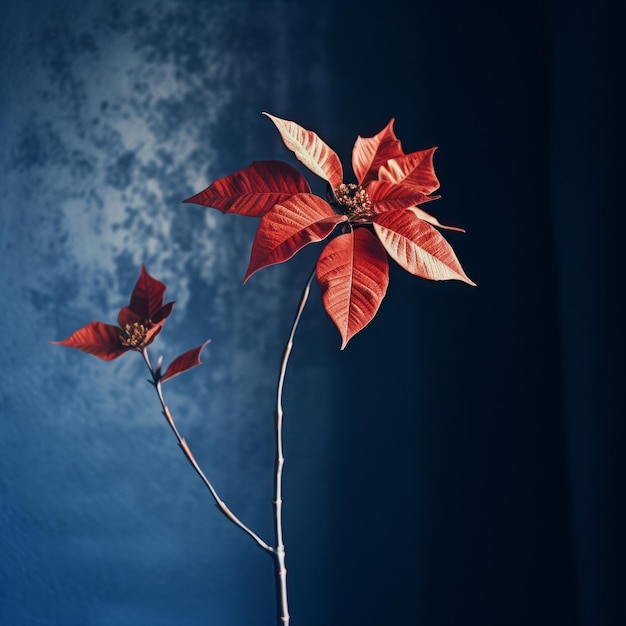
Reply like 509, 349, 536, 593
1, 1, 335, 624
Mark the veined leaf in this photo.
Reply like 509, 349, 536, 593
316, 228, 389, 349
244, 194, 346, 282
183, 160, 311, 217
161, 340, 211, 383
377, 148, 440, 194
51, 321, 127, 361
373, 210, 475, 285
352, 118, 404, 185
367, 180, 436, 213
263, 112, 343, 189
127, 264, 168, 321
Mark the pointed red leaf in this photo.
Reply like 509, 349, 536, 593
316, 228, 389, 349
183, 160, 311, 217
366, 180, 436, 213
160, 340, 211, 383
352, 119, 405, 185
126, 265, 168, 321
263, 112, 343, 189
377, 147, 440, 194
51, 321, 128, 361
410, 207, 466, 233
372, 210, 475, 285
244, 194, 346, 282
152, 301, 175, 323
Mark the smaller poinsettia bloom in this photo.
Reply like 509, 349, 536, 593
52, 265, 174, 361
185, 113, 475, 349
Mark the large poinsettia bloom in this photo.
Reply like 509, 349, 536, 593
185, 113, 475, 348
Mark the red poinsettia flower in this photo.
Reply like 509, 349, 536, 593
185, 113, 475, 348
53, 266, 209, 382
52, 265, 174, 360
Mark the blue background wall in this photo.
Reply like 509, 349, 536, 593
1, 0, 624, 625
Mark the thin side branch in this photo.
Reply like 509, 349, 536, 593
141, 349, 274, 555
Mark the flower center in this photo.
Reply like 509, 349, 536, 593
119, 321, 152, 349
334, 183, 372, 220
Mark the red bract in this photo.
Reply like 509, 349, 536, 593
159, 340, 211, 383
185, 113, 475, 348
53, 266, 208, 381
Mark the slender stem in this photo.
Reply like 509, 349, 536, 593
273, 269, 316, 626
141, 349, 274, 554
139, 266, 315, 626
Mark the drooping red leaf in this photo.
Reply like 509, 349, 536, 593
352, 119, 405, 185
366, 180, 436, 213
127, 265, 168, 321
372, 209, 476, 285
160, 340, 211, 383
183, 161, 311, 217
316, 228, 389, 349
377, 147, 440, 194
51, 321, 128, 361
263, 112, 344, 189
410, 206, 466, 233
244, 194, 346, 282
